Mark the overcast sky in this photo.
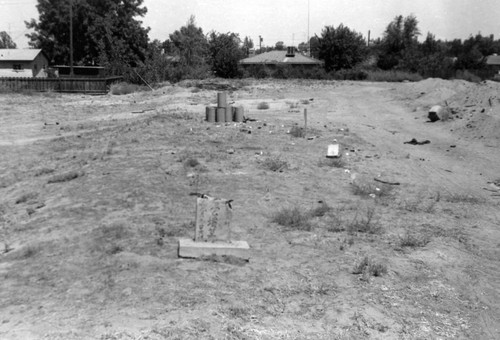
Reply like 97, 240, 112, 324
1, 0, 499, 48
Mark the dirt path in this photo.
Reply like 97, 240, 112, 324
322, 82, 500, 339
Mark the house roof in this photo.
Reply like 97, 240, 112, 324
486, 55, 500, 65
240, 50, 323, 65
0, 49, 45, 62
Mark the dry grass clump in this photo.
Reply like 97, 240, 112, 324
444, 193, 485, 204
47, 170, 83, 184
257, 102, 270, 110
347, 206, 382, 234
289, 125, 305, 138
15, 192, 38, 204
261, 156, 289, 172
351, 178, 394, 199
271, 207, 312, 231
352, 256, 387, 277
397, 232, 431, 248
318, 157, 346, 168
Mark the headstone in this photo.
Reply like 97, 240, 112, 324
194, 195, 232, 242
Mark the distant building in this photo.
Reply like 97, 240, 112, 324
486, 54, 500, 73
239, 47, 323, 69
0, 49, 49, 77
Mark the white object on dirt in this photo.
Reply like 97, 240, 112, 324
327, 143, 340, 158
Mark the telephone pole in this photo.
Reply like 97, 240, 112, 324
259, 35, 263, 53
69, 0, 74, 76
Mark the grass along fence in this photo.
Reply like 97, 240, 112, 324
0, 76, 123, 94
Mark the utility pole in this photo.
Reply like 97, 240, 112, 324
69, 0, 74, 76
367, 30, 371, 47
259, 35, 263, 53
307, 0, 310, 56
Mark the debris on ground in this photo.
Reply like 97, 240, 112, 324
404, 138, 431, 145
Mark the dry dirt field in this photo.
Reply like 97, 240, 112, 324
1, 78, 500, 339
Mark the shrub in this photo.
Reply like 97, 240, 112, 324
352, 256, 387, 277
318, 157, 346, 168
289, 125, 305, 138
365, 70, 423, 82
47, 170, 83, 184
398, 232, 431, 248
272, 207, 312, 231
110, 82, 144, 95
257, 102, 270, 110
261, 156, 288, 172
309, 202, 331, 217
347, 206, 382, 234
454, 70, 481, 83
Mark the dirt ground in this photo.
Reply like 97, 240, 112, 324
1, 78, 499, 339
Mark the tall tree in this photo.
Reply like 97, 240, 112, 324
275, 41, 285, 50
208, 31, 243, 78
168, 16, 208, 68
317, 24, 367, 72
25, 0, 149, 68
0, 31, 17, 48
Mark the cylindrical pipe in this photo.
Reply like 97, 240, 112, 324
206, 106, 216, 122
217, 92, 227, 108
216, 108, 225, 122
234, 106, 244, 122
225, 106, 233, 122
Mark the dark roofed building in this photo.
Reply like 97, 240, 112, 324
0, 49, 49, 77
486, 54, 500, 73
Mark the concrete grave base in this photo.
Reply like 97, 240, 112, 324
178, 238, 250, 260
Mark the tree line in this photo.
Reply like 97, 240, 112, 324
2, 1, 500, 83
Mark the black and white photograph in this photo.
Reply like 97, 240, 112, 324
1, 0, 500, 338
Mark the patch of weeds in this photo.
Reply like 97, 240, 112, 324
257, 102, 270, 110
15, 192, 38, 204
272, 207, 312, 231
106, 244, 123, 255
399, 191, 440, 213
352, 256, 387, 277
289, 125, 305, 138
318, 157, 346, 168
110, 82, 144, 95
397, 232, 431, 249
309, 202, 331, 217
184, 157, 200, 168
200, 254, 248, 266
20, 245, 39, 260
352, 180, 394, 199
105, 140, 117, 155
444, 193, 485, 204
347, 206, 381, 234
47, 170, 83, 184
261, 156, 289, 172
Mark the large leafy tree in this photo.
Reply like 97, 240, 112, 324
208, 31, 243, 78
377, 14, 420, 70
25, 0, 149, 68
167, 16, 208, 68
0, 31, 17, 48
317, 24, 367, 72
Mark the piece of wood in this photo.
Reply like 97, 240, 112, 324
374, 178, 401, 185
178, 238, 250, 260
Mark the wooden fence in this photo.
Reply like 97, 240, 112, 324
0, 76, 123, 94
